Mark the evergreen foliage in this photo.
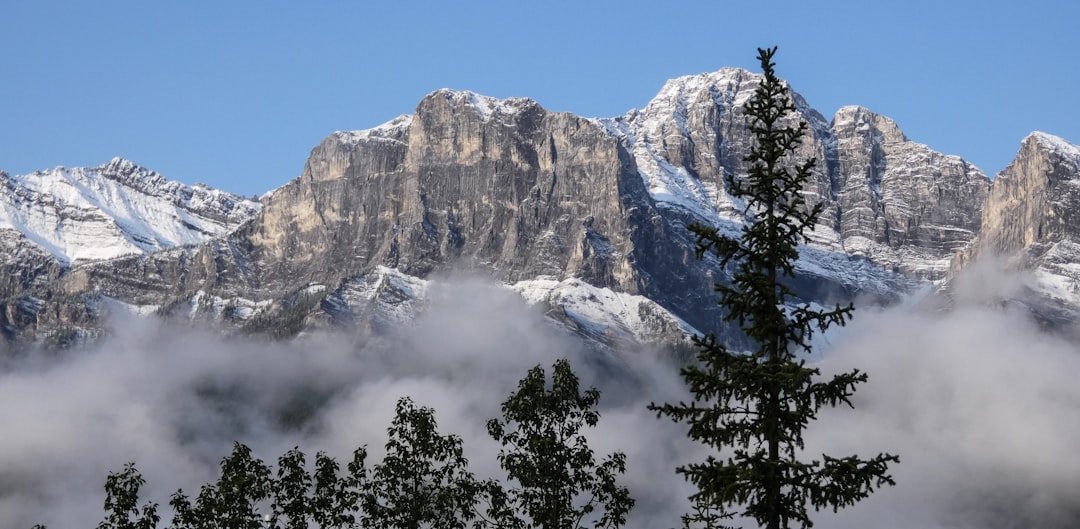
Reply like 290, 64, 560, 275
649, 47, 898, 529
487, 359, 634, 529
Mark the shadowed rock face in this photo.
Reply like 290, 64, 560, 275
0, 232, 64, 300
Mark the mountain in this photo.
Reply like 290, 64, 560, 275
2, 68, 1078, 352
601, 69, 991, 281
0, 159, 260, 344
952, 131, 1080, 322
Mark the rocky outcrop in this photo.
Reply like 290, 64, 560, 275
244, 92, 666, 293
600, 71, 991, 284
603, 68, 837, 232
236, 90, 716, 331
951, 132, 1080, 317
0, 230, 64, 300
962, 133, 1080, 258
832, 106, 990, 279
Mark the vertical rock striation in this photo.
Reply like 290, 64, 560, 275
832, 106, 990, 279
952, 132, 1080, 316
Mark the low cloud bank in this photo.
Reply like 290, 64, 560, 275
810, 299, 1080, 529
1, 273, 1078, 529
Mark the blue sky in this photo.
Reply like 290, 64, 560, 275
2, 1, 1077, 196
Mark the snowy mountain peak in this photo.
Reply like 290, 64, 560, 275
428, 88, 541, 122
0, 161, 261, 265
647, 67, 760, 114
832, 106, 908, 144
103, 156, 142, 173
1025, 131, 1080, 163
600, 67, 834, 226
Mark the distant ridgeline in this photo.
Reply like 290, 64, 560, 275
3, 69, 1080, 351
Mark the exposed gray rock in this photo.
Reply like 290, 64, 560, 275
245, 92, 662, 293
832, 106, 990, 279
0, 229, 63, 300
951, 132, 1080, 320
603, 68, 837, 233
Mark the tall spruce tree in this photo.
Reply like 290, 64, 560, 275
650, 47, 898, 529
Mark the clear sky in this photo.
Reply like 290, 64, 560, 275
2, 1, 1077, 196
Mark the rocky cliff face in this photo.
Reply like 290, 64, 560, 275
832, 106, 990, 279
962, 133, 1080, 258
233, 89, 716, 333
245, 91, 670, 294
600, 69, 837, 234
3, 68, 1074, 350
601, 70, 989, 281
952, 132, 1080, 319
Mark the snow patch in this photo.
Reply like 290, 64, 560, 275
510, 276, 698, 346
336, 114, 413, 146
1029, 132, 1080, 165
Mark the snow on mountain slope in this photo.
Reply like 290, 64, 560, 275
333, 114, 413, 147
0, 158, 260, 264
512, 276, 698, 349
316, 266, 696, 350
436, 89, 539, 123
596, 70, 746, 225
137, 264, 696, 353
597, 68, 991, 288
831, 106, 990, 280
996, 133, 1080, 315
321, 266, 431, 328
599, 68, 835, 230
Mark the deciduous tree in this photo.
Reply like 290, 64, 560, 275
98, 462, 160, 529
364, 397, 481, 529
487, 359, 633, 529
169, 442, 272, 529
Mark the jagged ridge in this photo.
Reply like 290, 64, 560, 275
0, 157, 260, 265
3, 68, 1080, 350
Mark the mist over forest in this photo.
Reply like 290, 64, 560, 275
2, 269, 1079, 529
